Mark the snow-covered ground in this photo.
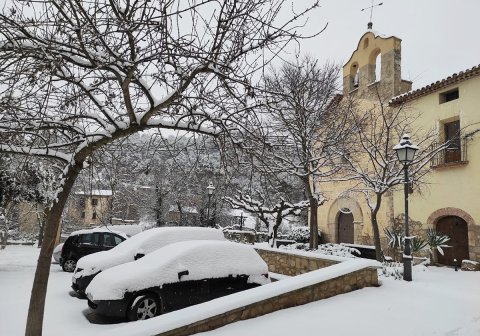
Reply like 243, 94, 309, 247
1, 245, 480, 336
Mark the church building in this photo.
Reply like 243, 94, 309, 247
316, 27, 480, 265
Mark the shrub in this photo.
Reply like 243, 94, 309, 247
287, 226, 321, 243
426, 228, 450, 264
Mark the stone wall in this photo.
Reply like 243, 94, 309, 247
155, 266, 378, 336
255, 248, 340, 275
223, 230, 256, 244
150, 249, 379, 336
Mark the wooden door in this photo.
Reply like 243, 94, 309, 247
338, 212, 354, 244
436, 216, 469, 266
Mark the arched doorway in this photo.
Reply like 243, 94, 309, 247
338, 212, 354, 244
436, 216, 469, 266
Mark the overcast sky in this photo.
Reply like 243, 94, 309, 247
284, 0, 480, 90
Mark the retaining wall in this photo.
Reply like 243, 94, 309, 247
147, 249, 380, 336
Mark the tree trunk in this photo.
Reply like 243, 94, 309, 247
25, 162, 83, 336
430, 249, 438, 265
1, 210, 6, 249
36, 206, 45, 248
270, 213, 284, 248
309, 196, 319, 249
371, 193, 383, 262
155, 186, 163, 227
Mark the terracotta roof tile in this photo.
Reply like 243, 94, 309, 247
390, 64, 480, 105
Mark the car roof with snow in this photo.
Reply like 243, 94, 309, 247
86, 240, 269, 301
69, 227, 129, 239
76, 227, 225, 276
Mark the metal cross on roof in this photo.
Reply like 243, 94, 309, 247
361, 0, 383, 30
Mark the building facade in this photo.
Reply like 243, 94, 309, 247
65, 190, 113, 227
317, 30, 480, 264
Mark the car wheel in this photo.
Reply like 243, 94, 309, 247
127, 293, 161, 321
62, 259, 76, 272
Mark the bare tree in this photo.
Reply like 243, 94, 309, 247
225, 192, 308, 247
250, 57, 355, 249
0, 1, 321, 334
335, 92, 447, 261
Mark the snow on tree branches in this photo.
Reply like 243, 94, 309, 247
225, 192, 308, 247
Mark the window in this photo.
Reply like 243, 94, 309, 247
91, 198, 98, 206
440, 88, 459, 104
79, 198, 85, 208
103, 234, 124, 247
444, 120, 461, 163
114, 236, 123, 245
103, 233, 114, 247
80, 233, 101, 246
350, 63, 359, 89
81, 211, 85, 219
92, 212, 97, 220
374, 53, 381, 82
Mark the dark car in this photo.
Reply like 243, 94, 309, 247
86, 240, 270, 321
72, 227, 225, 296
60, 228, 127, 272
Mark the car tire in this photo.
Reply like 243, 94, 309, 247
62, 259, 76, 272
127, 293, 161, 321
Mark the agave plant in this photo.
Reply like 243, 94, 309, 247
411, 237, 428, 256
384, 228, 404, 250
426, 228, 450, 264
384, 228, 404, 261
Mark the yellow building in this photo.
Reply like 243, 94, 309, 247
390, 66, 480, 265
65, 189, 113, 227
317, 30, 480, 265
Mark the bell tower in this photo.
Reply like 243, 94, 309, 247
343, 31, 412, 99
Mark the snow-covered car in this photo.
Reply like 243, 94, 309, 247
72, 227, 225, 296
86, 240, 270, 321
52, 243, 64, 263
60, 228, 128, 272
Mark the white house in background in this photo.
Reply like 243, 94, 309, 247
229, 209, 257, 230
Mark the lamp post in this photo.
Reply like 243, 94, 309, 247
394, 134, 419, 281
206, 182, 215, 227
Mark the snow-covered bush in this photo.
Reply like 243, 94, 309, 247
381, 261, 403, 280
223, 229, 256, 245
287, 226, 321, 243
281, 243, 359, 258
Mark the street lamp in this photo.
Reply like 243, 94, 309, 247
206, 182, 215, 228
394, 134, 419, 281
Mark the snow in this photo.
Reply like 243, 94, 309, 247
256, 244, 352, 263
75, 189, 113, 196
228, 209, 257, 229
69, 227, 129, 239
86, 240, 269, 301
1, 246, 480, 336
105, 224, 143, 237
463, 260, 479, 265
168, 205, 198, 214
96, 258, 378, 336
76, 227, 225, 278
53, 243, 64, 263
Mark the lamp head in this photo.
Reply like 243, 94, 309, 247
206, 182, 215, 195
394, 134, 419, 164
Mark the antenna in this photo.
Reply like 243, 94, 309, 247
361, 0, 383, 29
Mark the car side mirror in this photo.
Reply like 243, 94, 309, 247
178, 270, 189, 280
134, 253, 145, 260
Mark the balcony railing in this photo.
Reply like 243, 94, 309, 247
430, 137, 468, 167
